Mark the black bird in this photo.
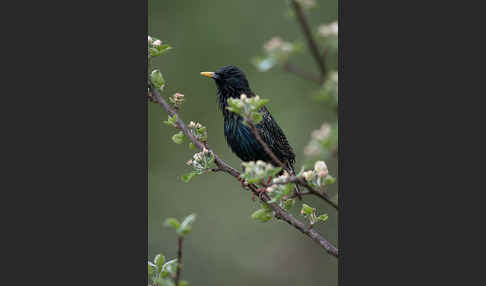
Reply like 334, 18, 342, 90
201, 66, 301, 193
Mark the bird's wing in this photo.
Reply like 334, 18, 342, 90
257, 106, 296, 167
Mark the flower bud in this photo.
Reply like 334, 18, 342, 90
153, 40, 162, 47
318, 170, 328, 178
266, 185, 277, 193
302, 171, 313, 181
148, 36, 153, 45
314, 161, 327, 173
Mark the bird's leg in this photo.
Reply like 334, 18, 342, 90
254, 187, 267, 200
237, 175, 247, 189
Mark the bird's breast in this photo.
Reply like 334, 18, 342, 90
223, 117, 268, 162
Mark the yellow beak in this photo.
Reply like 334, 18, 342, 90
200, 72, 215, 78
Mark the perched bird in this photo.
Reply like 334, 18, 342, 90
200, 66, 301, 196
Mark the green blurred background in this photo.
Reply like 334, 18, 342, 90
149, 1, 338, 285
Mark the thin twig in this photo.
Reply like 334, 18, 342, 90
247, 119, 338, 211
247, 119, 286, 169
290, 0, 327, 80
272, 176, 338, 210
148, 84, 338, 258
174, 236, 183, 286
283, 62, 322, 84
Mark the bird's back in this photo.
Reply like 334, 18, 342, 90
224, 106, 295, 169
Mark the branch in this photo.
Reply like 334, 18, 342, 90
283, 62, 322, 85
272, 176, 338, 210
174, 236, 183, 286
247, 119, 338, 211
149, 84, 338, 258
247, 119, 286, 169
290, 0, 327, 80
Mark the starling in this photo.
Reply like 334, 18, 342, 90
201, 66, 301, 195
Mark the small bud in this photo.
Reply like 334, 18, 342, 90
188, 121, 196, 128
304, 144, 320, 156
148, 36, 153, 45
302, 171, 313, 181
318, 21, 338, 37
153, 40, 162, 47
314, 161, 327, 173
240, 94, 247, 100
203, 148, 209, 154
266, 185, 277, 193
186, 160, 193, 166
264, 37, 283, 53
301, 203, 315, 216
256, 160, 265, 167
318, 170, 328, 178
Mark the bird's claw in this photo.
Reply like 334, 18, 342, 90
252, 187, 266, 201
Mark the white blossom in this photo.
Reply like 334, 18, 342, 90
318, 21, 338, 37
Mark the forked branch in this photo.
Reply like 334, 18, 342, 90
149, 84, 338, 258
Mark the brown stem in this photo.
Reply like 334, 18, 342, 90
247, 120, 338, 211
148, 84, 338, 258
247, 119, 286, 169
273, 176, 339, 211
290, 0, 327, 80
174, 236, 183, 286
283, 62, 322, 84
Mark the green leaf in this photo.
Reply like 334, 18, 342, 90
164, 218, 180, 230
148, 262, 155, 278
189, 142, 196, 150
254, 99, 270, 109
149, 44, 172, 58
172, 131, 185, 144
301, 204, 315, 216
163, 114, 178, 127
267, 167, 283, 178
226, 106, 242, 114
178, 213, 197, 235
150, 69, 165, 90
317, 214, 329, 222
261, 202, 272, 212
283, 199, 295, 211
154, 254, 165, 272
153, 276, 167, 285
324, 175, 336, 185
252, 112, 263, 124
179, 280, 189, 286
161, 259, 178, 277
251, 209, 272, 222
181, 171, 198, 183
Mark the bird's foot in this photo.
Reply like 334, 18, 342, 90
237, 176, 247, 189
252, 187, 267, 201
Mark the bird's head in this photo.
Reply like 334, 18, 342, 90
200, 66, 253, 110
201, 65, 250, 91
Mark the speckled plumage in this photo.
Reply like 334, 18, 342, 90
207, 66, 296, 173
